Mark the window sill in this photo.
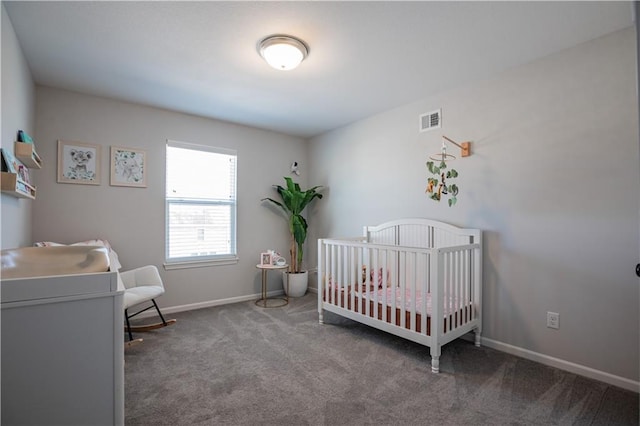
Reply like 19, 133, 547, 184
163, 256, 239, 271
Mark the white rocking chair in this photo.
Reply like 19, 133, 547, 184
121, 265, 176, 345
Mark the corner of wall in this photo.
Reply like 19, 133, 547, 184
1, 3, 37, 249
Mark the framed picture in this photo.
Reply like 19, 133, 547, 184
57, 140, 101, 185
110, 146, 146, 188
260, 252, 273, 266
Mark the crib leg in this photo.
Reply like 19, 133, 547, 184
474, 329, 481, 347
430, 346, 441, 373
431, 357, 440, 373
318, 310, 324, 325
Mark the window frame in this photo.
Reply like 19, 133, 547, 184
164, 140, 238, 270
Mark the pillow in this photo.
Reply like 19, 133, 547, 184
34, 239, 122, 272
362, 265, 390, 288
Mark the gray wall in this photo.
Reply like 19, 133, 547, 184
32, 87, 307, 307
308, 28, 639, 382
1, 4, 35, 249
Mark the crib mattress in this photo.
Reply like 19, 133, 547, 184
323, 285, 474, 335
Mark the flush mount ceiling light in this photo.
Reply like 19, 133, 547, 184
258, 35, 309, 71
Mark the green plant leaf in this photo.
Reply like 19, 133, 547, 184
427, 161, 438, 174
450, 169, 458, 178
448, 196, 457, 207
450, 184, 459, 196
439, 161, 447, 170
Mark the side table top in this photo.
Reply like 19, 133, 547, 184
256, 264, 288, 270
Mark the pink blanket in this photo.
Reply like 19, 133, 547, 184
357, 287, 466, 316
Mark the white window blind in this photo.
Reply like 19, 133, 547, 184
165, 140, 237, 265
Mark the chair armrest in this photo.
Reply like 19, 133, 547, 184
120, 265, 163, 290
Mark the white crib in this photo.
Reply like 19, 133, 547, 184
317, 218, 482, 373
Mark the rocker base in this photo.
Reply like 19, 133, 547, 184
125, 318, 176, 333
125, 338, 144, 348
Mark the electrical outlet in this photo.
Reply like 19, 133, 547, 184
547, 312, 559, 329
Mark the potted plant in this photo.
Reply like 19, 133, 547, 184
262, 177, 323, 297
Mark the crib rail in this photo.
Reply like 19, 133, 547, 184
318, 238, 481, 339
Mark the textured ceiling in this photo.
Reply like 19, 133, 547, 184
4, 1, 634, 138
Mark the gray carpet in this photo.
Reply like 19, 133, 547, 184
125, 293, 638, 425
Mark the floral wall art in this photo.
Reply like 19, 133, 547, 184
110, 146, 146, 188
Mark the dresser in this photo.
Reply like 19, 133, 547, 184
1, 271, 124, 425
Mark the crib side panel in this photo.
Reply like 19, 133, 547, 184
319, 238, 433, 335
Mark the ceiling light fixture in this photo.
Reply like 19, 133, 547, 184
258, 35, 309, 71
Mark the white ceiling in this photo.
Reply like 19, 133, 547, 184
4, 1, 634, 138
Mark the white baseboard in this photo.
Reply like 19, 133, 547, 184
136, 290, 285, 317
462, 334, 639, 393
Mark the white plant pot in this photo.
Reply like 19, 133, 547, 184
282, 270, 308, 298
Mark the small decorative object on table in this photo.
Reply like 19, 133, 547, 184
260, 252, 273, 266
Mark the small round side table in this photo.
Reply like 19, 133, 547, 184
255, 264, 289, 308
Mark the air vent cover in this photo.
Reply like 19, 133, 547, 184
419, 109, 441, 132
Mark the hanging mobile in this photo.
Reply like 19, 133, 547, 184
425, 136, 468, 207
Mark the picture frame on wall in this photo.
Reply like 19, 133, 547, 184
57, 140, 101, 185
110, 146, 147, 188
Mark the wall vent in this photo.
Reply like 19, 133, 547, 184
419, 109, 441, 132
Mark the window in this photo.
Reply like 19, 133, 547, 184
165, 140, 237, 268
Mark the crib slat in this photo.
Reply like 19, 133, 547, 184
365, 249, 371, 318
373, 248, 379, 320
443, 252, 448, 333
320, 241, 324, 302
390, 248, 397, 324
471, 248, 475, 321
331, 244, 339, 305
465, 249, 470, 324
341, 245, 347, 307
350, 246, 355, 312
446, 252, 452, 333
381, 249, 387, 323
448, 252, 452, 332
452, 251, 457, 330
399, 251, 406, 329
420, 252, 427, 335
409, 251, 417, 331
324, 242, 329, 304
453, 251, 458, 329
459, 250, 464, 325
359, 245, 364, 314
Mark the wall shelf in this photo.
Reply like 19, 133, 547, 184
14, 141, 42, 169
1, 172, 36, 199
